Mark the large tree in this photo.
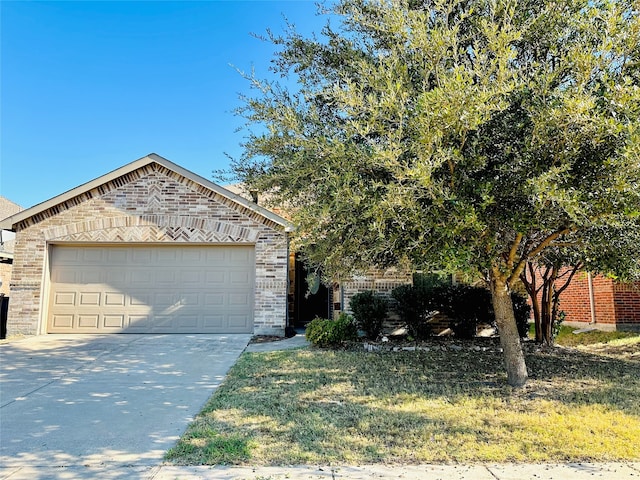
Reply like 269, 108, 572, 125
231, 0, 640, 386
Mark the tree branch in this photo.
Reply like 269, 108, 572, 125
507, 233, 523, 270
508, 228, 572, 286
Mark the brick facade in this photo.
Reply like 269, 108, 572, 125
554, 270, 640, 330
7, 160, 289, 336
334, 268, 413, 330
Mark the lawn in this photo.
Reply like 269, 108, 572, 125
166, 331, 640, 465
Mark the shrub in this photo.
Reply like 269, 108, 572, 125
511, 292, 532, 338
349, 290, 389, 340
391, 284, 432, 339
305, 313, 358, 347
437, 285, 493, 339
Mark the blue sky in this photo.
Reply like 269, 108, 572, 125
1, 0, 329, 209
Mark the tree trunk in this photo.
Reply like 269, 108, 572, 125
490, 269, 528, 387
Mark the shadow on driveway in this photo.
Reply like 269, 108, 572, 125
0, 334, 250, 468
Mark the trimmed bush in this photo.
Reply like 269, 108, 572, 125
437, 285, 493, 339
349, 290, 389, 340
511, 292, 532, 338
305, 313, 358, 347
391, 284, 433, 339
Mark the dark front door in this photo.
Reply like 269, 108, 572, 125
294, 254, 330, 327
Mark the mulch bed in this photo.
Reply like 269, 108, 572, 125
249, 335, 287, 344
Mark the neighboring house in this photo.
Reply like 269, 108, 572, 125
558, 272, 640, 331
0, 196, 23, 296
0, 154, 292, 336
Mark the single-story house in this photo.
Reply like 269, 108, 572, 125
0, 154, 293, 336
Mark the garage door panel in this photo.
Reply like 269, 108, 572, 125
81, 270, 102, 284
229, 271, 251, 285
53, 292, 76, 306
229, 293, 251, 306
131, 249, 153, 264
51, 315, 74, 329
203, 314, 224, 328
78, 315, 100, 328
227, 314, 251, 331
105, 292, 125, 306
179, 269, 202, 284
105, 269, 127, 283
48, 245, 255, 333
156, 270, 177, 285
83, 249, 105, 263
204, 293, 224, 306
52, 267, 78, 283
106, 249, 129, 263
104, 315, 125, 328
79, 292, 101, 306
181, 249, 205, 263
130, 270, 153, 285
128, 314, 153, 330
205, 271, 226, 285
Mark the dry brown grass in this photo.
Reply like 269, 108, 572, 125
166, 336, 640, 465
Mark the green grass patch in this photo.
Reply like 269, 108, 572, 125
166, 340, 640, 465
555, 325, 640, 347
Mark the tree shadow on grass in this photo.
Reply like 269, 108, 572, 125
169, 344, 640, 465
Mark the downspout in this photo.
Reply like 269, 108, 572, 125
587, 272, 596, 324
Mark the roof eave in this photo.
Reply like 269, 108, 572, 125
0, 153, 294, 231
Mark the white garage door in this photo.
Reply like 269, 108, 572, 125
47, 244, 255, 333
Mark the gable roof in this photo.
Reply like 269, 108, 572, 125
0, 153, 293, 232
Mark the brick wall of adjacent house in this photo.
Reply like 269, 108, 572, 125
612, 281, 640, 325
553, 270, 640, 328
8, 163, 288, 336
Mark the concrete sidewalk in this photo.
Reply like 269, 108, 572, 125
2, 462, 639, 479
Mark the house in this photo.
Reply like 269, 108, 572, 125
559, 272, 640, 331
0, 154, 292, 336
0, 196, 23, 296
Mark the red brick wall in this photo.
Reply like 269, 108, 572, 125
557, 271, 593, 323
613, 281, 640, 325
557, 272, 640, 326
531, 268, 639, 327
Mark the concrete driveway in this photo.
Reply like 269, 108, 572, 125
0, 334, 250, 469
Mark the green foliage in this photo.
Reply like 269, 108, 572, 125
511, 292, 532, 339
305, 313, 358, 347
233, 0, 639, 281
233, 0, 640, 385
393, 282, 531, 339
553, 310, 566, 341
349, 290, 389, 340
391, 274, 450, 339
438, 285, 494, 339
391, 284, 432, 339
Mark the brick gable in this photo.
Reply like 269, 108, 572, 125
7, 160, 289, 335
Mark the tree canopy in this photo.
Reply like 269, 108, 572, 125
231, 0, 640, 386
